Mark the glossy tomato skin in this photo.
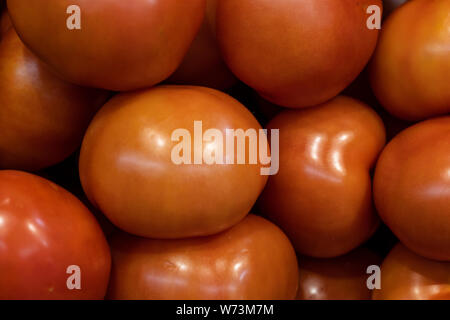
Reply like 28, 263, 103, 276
7, 0, 206, 91
168, 0, 236, 90
80, 86, 268, 239
258, 96, 386, 258
216, 0, 381, 108
373, 244, 450, 300
374, 117, 450, 261
370, 0, 450, 121
0, 29, 108, 171
107, 214, 298, 300
297, 248, 381, 300
0, 170, 111, 300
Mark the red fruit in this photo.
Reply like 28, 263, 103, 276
0, 170, 111, 300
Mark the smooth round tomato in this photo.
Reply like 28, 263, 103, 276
167, 0, 236, 90
216, 0, 381, 108
0, 170, 111, 300
258, 96, 386, 258
373, 244, 450, 300
80, 85, 268, 239
7, 0, 206, 91
370, 0, 450, 121
297, 248, 381, 300
374, 117, 450, 261
107, 214, 298, 300
0, 29, 108, 171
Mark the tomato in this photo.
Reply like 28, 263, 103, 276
297, 248, 381, 300
79, 86, 268, 239
0, 170, 111, 300
370, 0, 450, 121
258, 96, 386, 258
167, 0, 236, 90
107, 214, 298, 300
7, 0, 206, 91
0, 29, 108, 171
216, 0, 381, 108
373, 244, 450, 300
374, 117, 450, 261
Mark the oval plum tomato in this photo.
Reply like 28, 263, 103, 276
216, 0, 382, 108
0, 29, 108, 171
297, 248, 381, 300
0, 170, 111, 300
374, 117, 450, 261
258, 96, 386, 258
107, 214, 298, 300
7, 0, 206, 91
167, 0, 236, 90
79, 86, 268, 239
373, 244, 450, 300
370, 0, 450, 121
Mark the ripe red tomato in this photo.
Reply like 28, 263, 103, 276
7, 0, 206, 91
297, 248, 381, 300
0, 170, 111, 300
0, 29, 108, 171
373, 244, 450, 300
167, 0, 236, 90
258, 96, 386, 258
107, 214, 298, 300
80, 86, 268, 239
374, 117, 450, 261
370, 0, 450, 121
216, 0, 381, 108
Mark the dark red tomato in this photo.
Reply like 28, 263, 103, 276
0, 170, 111, 300
370, 0, 450, 121
297, 248, 381, 300
373, 244, 450, 300
216, 0, 382, 108
374, 117, 450, 261
80, 86, 268, 239
167, 0, 236, 90
107, 214, 298, 300
258, 96, 386, 258
7, 0, 206, 91
0, 29, 108, 171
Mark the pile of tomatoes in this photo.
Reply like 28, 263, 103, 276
0, 0, 449, 300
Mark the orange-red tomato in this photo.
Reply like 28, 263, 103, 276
0, 29, 108, 171
167, 0, 236, 90
80, 86, 268, 239
373, 244, 450, 300
370, 0, 450, 121
216, 0, 381, 108
7, 0, 206, 91
374, 117, 450, 261
297, 248, 381, 300
0, 170, 111, 300
258, 96, 386, 258
107, 214, 298, 300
